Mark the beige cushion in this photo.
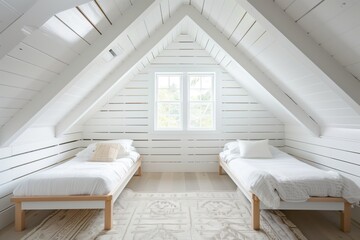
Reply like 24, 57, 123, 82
90, 143, 122, 162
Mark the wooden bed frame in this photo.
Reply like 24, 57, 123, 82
218, 157, 351, 232
11, 158, 142, 232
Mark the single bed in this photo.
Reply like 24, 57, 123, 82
11, 140, 142, 232
218, 140, 360, 233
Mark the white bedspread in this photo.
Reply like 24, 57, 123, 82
13, 151, 140, 196
220, 148, 360, 208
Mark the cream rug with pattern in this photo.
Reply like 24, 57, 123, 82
22, 189, 307, 240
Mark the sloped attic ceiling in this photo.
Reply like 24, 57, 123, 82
0, 0, 360, 146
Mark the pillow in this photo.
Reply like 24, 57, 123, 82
224, 141, 238, 151
101, 139, 133, 146
237, 139, 272, 158
90, 143, 121, 162
223, 141, 240, 154
76, 139, 134, 159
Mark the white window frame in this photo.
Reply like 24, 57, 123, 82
154, 71, 216, 132
154, 72, 183, 131
187, 72, 216, 131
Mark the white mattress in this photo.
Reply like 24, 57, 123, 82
220, 147, 360, 208
13, 151, 140, 196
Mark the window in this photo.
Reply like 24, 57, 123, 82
188, 74, 215, 130
155, 72, 215, 131
155, 73, 183, 130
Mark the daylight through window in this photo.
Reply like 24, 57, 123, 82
155, 72, 215, 131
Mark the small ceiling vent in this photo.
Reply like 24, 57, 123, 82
109, 49, 117, 57
102, 45, 123, 62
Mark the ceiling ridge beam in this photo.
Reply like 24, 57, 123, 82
0, 0, 91, 59
185, 5, 320, 136
235, 0, 360, 115
55, 8, 188, 136
0, 0, 157, 146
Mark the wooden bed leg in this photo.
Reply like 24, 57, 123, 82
251, 194, 260, 230
341, 202, 351, 232
135, 164, 142, 176
218, 163, 223, 175
15, 202, 25, 231
137, 165, 142, 176
104, 199, 113, 230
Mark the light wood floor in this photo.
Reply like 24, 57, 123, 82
1, 172, 360, 240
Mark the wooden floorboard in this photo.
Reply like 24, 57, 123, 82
0, 172, 359, 239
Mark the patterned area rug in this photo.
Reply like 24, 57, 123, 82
22, 189, 307, 240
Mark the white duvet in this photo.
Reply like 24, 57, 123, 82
13, 151, 140, 196
220, 148, 360, 208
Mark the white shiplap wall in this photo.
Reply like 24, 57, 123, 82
0, 128, 82, 229
284, 125, 360, 222
83, 35, 284, 172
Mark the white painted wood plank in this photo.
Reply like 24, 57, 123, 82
229, 13, 255, 45
8, 42, 67, 73
286, 139, 360, 166
221, 103, 266, 111
0, 109, 19, 118
118, 88, 149, 96
221, 80, 243, 88
275, 0, 295, 10
223, 125, 284, 133
166, 42, 203, 50
12, 132, 81, 155
78, 1, 112, 33
151, 56, 217, 64
222, 4, 246, 39
0, 2, 20, 32
247, 31, 274, 58
201, 0, 215, 19
298, 1, 360, 38
56, 8, 100, 44
285, 0, 323, 21
215, 0, 237, 31
144, 6, 162, 36
92, 110, 148, 118
0, 0, 157, 146
0, 56, 57, 82
95, 0, 121, 23
0, 71, 48, 91
222, 117, 282, 125
103, 103, 149, 111
0, 149, 77, 185
127, 21, 149, 48
222, 111, 275, 118
237, 22, 265, 48
0, 98, 27, 109
0, 142, 78, 172
286, 146, 360, 178
40, 16, 89, 53
237, 0, 360, 116
207, 0, 225, 26
0, 0, 92, 59
221, 95, 256, 102
346, 62, 360, 81
110, 95, 149, 103
0, 85, 37, 100
85, 118, 148, 126
159, 49, 209, 56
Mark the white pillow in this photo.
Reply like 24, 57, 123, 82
237, 139, 272, 158
223, 141, 240, 154
76, 139, 134, 159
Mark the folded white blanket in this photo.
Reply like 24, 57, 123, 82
221, 149, 360, 208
